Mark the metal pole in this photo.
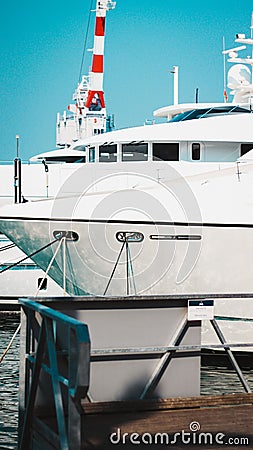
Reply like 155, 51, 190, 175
170, 66, 179, 105
126, 241, 129, 295
14, 134, 22, 204
210, 319, 251, 393
16, 134, 20, 158
173, 66, 179, 105
14, 159, 22, 204
195, 87, 199, 103
140, 317, 189, 399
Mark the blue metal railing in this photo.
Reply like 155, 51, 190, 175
19, 298, 90, 450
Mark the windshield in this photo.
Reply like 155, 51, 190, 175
169, 106, 251, 122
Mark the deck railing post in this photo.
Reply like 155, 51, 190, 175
140, 317, 190, 399
68, 328, 81, 449
210, 319, 252, 393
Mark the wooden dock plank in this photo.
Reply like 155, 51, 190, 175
82, 393, 253, 413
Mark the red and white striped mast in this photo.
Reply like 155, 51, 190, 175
56, 0, 115, 147
86, 0, 113, 110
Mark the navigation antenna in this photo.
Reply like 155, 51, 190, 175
56, 0, 116, 147
222, 37, 228, 102
222, 12, 253, 107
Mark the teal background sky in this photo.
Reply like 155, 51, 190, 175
1, 0, 253, 161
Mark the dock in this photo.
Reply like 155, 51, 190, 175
81, 394, 253, 448
0, 297, 20, 311
18, 295, 253, 449
22, 393, 253, 448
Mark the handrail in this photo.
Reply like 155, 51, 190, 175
19, 298, 90, 337
19, 298, 90, 450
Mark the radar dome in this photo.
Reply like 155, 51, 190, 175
227, 64, 251, 89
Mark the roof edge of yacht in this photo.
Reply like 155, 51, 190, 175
74, 110, 253, 145
153, 102, 249, 118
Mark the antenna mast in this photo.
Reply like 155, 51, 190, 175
222, 13, 253, 107
56, 0, 116, 147
170, 66, 179, 105
222, 37, 228, 102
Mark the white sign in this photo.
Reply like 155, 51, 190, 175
188, 300, 214, 321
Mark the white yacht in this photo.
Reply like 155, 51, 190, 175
1, 7, 253, 349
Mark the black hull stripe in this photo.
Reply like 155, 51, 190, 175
1, 216, 253, 229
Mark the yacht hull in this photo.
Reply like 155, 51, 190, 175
0, 218, 253, 297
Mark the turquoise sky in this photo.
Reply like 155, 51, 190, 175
1, 0, 253, 161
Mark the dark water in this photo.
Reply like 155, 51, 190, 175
201, 363, 253, 395
0, 315, 20, 450
0, 315, 253, 449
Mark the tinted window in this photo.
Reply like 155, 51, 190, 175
99, 144, 117, 162
192, 143, 201, 160
44, 156, 86, 163
241, 143, 253, 156
169, 106, 250, 123
73, 145, 86, 151
89, 147, 95, 162
122, 143, 148, 161
152, 143, 179, 161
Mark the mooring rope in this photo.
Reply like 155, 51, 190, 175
0, 237, 60, 364
103, 241, 126, 295
0, 238, 59, 274
0, 242, 16, 252
34, 237, 65, 297
65, 244, 81, 296
103, 240, 138, 296
0, 323, 21, 364
127, 243, 137, 295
